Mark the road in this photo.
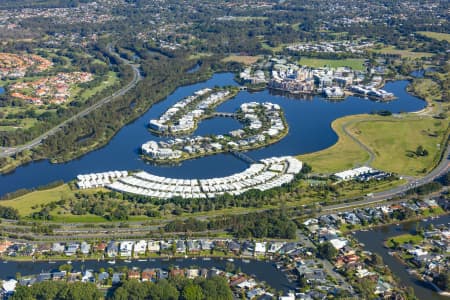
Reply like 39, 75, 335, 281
321, 141, 450, 213
0, 44, 142, 158
297, 230, 354, 294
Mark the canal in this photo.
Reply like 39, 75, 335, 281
354, 214, 450, 300
0, 257, 296, 292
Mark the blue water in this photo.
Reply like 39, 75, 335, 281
0, 87, 4, 94
0, 73, 425, 196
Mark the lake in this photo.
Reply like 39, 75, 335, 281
354, 214, 450, 300
0, 73, 425, 196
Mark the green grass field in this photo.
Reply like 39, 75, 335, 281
222, 55, 262, 65
387, 234, 423, 247
297, 115, 370, 174
298, 57, 366, 71
371, 46, 433, 59
353, 118, 446, 175
1, 184, 73, 216
298, 114, 448, 176
70, 71, 119, 102
417, 31, 450, 43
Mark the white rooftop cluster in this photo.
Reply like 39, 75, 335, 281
106, 156, 302, 199
287, 41, 374, 54
141, 140, 182, 160
334, 166, 374, 181
76, 171, 128, 189
148, 88, 230, 134
142, 101, 286, 162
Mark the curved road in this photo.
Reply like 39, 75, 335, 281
0, 44, 142, 158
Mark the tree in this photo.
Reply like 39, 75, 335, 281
182, 283, 204, 300
317, 242, 337, 260
201, 276, 233, 300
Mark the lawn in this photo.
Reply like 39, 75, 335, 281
1, 184, 108, 217
371, 46, 433, 59
70, 71, 119, 102
1, 184, 73, 216
298, 114, 448, 176
298, 57, 366, 71
297, 115, 370, 174
417, 31, 450, 43
388, 234, 423, 247
222, 55, 262, 65
351, 117, 447, 175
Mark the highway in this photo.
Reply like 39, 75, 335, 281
0, 44, 142, 159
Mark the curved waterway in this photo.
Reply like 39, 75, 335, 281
0, 258, 295, 292
0, 73, 425, 196
354, 214, 450, 300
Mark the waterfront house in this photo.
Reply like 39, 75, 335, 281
50, 271, 66, 281
80, 242, 90, 255
94, 242, 107, 253
157, 269, 168, 280
228, 241, 241, 254
2, 279, 17, 295
36, 273, 52, 282
120, 241, 134, 257
200, 239, 213, 251
268, 242, 284, 253
51, 243, 65, 254
170, 268, 185, 278
128, 270, 140, 280
65, 243, 79, 256
147, 240, 160, 252
112, 273, 124, 285
187, 268, 200, 279
142, 269, 156, 282
254, 242, 266, 256
0, 241, 13, 254
106, 241, 118, 258
175, 240, 186, 253
187, 240, 201, 253
134, 240, 147, 256
98, 272, 109, 284
82, 270, 94, 283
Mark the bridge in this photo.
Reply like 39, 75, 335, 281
214, 112, 237, 118
229, 150, 257, 164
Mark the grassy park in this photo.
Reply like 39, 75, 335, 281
297, 115, 370, 174
298, 114, 448, 176
371, 46, 433, 59
417, 31, 450, 42
298, 57, 366, 71
386, 234, 424, 248
222, 55, 262, 65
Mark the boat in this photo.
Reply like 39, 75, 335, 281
2, 261, 7, 264
227, 258, 234, 262
149, 258, 156, 262
138, 259, 147, 262
107, 260, 116, 265
202, 257, 211, 261
124, 259, 132, 263
242, 259, 250, 263
67, 260, 72, 264
48, 261, 56, 264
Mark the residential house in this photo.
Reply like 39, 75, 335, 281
134, 240, 147, 256
120, 241, 134, 257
